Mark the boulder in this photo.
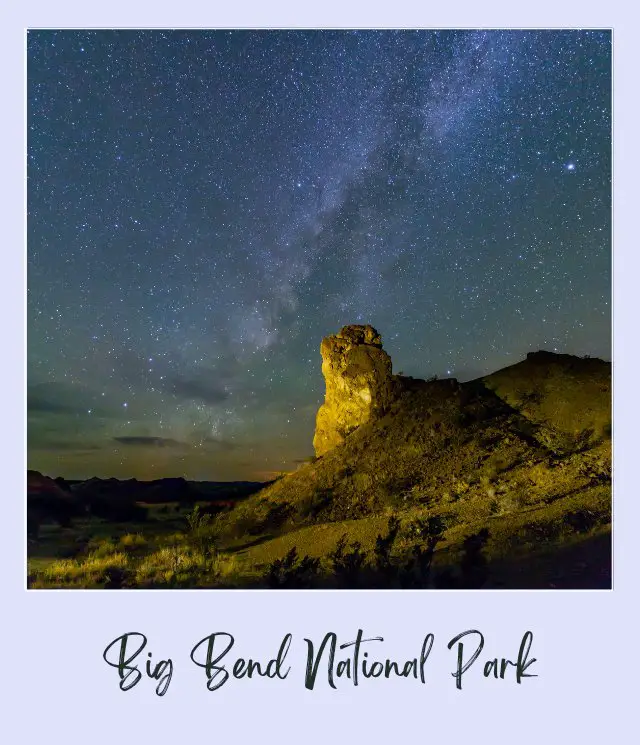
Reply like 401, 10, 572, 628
313, 324, 395, 456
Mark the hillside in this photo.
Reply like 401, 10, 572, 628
214, 346, 611, 588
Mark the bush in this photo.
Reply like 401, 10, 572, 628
265, 548, 320, 588
399, 516, 446, 588
185, 505, 211, 534
373, 516, 400, 578
330, 535, 367, 587
182, 506, 218, 570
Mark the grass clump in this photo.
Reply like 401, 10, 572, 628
43, 551, 129, 587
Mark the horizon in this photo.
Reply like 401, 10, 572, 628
27, 30, 611, 481
28, 344, 610, 481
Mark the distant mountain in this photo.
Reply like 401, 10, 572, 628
65, 477, 266, 504
27, 470, 85, 535
27, 469, 267, 537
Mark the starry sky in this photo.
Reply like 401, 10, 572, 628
27, 29, 611, 481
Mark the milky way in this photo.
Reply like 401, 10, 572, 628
27, 30, 611, 480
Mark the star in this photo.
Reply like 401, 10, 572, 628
27, 29, 611, 479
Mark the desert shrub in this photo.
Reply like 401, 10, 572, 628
330, 535, 368, 587
185, 504, 211, 533
399, 516, 446, 588
183, 506, 217, 563
265, 547, 320, 589
373, 516, 401, 577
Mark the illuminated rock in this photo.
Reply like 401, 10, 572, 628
313, 324, 394, 457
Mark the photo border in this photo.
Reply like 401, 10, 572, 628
3, 2, 635, 741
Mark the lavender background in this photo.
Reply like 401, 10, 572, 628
4, 1, 635, 742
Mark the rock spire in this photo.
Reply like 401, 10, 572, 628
313, 324, 394, 456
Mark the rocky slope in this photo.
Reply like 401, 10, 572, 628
218, 326, 611, 588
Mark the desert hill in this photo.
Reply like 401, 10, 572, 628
215, 327, 611, 588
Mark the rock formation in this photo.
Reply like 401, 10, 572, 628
313, 324, 395, 456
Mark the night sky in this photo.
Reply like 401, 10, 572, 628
27, 30, 611, 481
